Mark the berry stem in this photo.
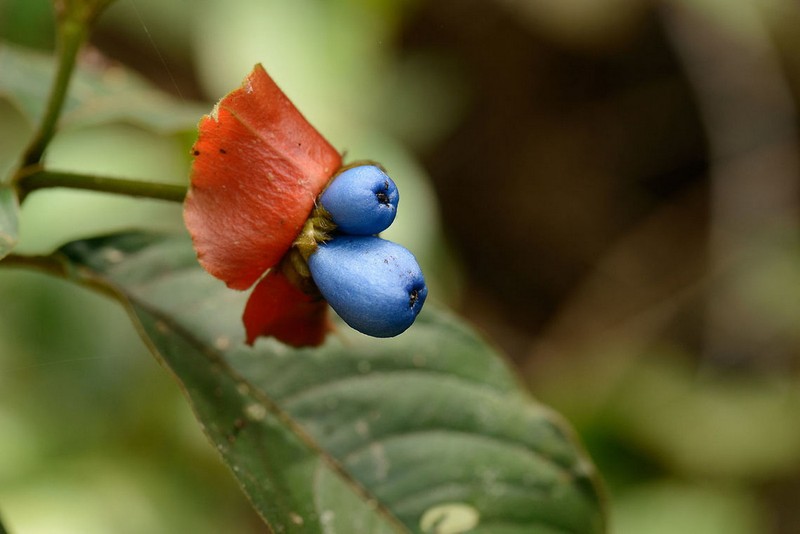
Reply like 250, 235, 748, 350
293, 204, 337, 262
279, 203, 338, 297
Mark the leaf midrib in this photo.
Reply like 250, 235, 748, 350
123, 295, 411, 534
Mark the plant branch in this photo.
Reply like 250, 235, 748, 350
0, 252, 66, 276
0, 251, 122, 301
18, 0, 116, 168
20, 19, 88, 167
16, 169, 187, 203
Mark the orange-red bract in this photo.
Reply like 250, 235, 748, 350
184, 64, 342, 347
243, 269, 331, 346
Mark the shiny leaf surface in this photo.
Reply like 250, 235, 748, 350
57, 232, 606, 534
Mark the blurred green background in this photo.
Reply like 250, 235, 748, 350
2, 0, 800, 532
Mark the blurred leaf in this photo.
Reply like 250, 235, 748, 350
0, 99, 33, 183
12, 123, 188, 256
492, 0, 646, 50
56, 0, 116, 27
193, 0, 388, 139
613, 481, 766, 534
0, 186, 19, 260
0, 0, 56, 50
379, 52, 470, 153
55, 232, 606, 534
0, 42, 205, 135
610, 356, 800, 479
667, 0, 767, 44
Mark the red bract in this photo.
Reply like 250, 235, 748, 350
242, 268, 331, 346
184, 64, 342, 347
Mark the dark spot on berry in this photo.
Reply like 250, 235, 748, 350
375, 180, 392, 205
409, 289, 420, 308
219, 148, 227, 154
193, 150, 200, 156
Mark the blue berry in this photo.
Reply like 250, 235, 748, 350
319, 165, 399, 235
308, 235, 427, 337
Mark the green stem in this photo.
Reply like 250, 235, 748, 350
17, 169, 187, 203
20, 19, 88, 167
0, 251, 120, 300
0, 252, 64, 276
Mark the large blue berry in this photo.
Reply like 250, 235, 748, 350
308, 235, 427, 337
319, 165, 399, 235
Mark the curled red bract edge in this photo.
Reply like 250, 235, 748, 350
183, 64, 342, 347
243, 269, 331, 347
184, 64, 342, 291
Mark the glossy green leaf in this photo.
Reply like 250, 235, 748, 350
0, 42, 205, 134
0, 186, 19, 260
56, 232, 606, 534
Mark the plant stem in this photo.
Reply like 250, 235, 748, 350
17, 169, 187, 203
0, 251, 121, 300
20, 19, 88, 167
0, 252, 65, 276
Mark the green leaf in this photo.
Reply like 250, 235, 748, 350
0, 42, 205, 135
0, 186, 19, 259
56, 232, 606, 534
56, 0, 117, 27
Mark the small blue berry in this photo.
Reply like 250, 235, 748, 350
308, 235, 427, 337
319, 165, 399, 235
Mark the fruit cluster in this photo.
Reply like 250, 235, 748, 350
308, 165, 428, 338
186, 64, 426, 346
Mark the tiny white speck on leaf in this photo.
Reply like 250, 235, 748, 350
102, 247, 124, 263
354, 419, 370, 437
370, 443, 390, 481
420, 503, 480, 534
245, 403, 267, 421
155, 320, 170, 334
214, 335, 231, 350
320, 510, 335, 525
